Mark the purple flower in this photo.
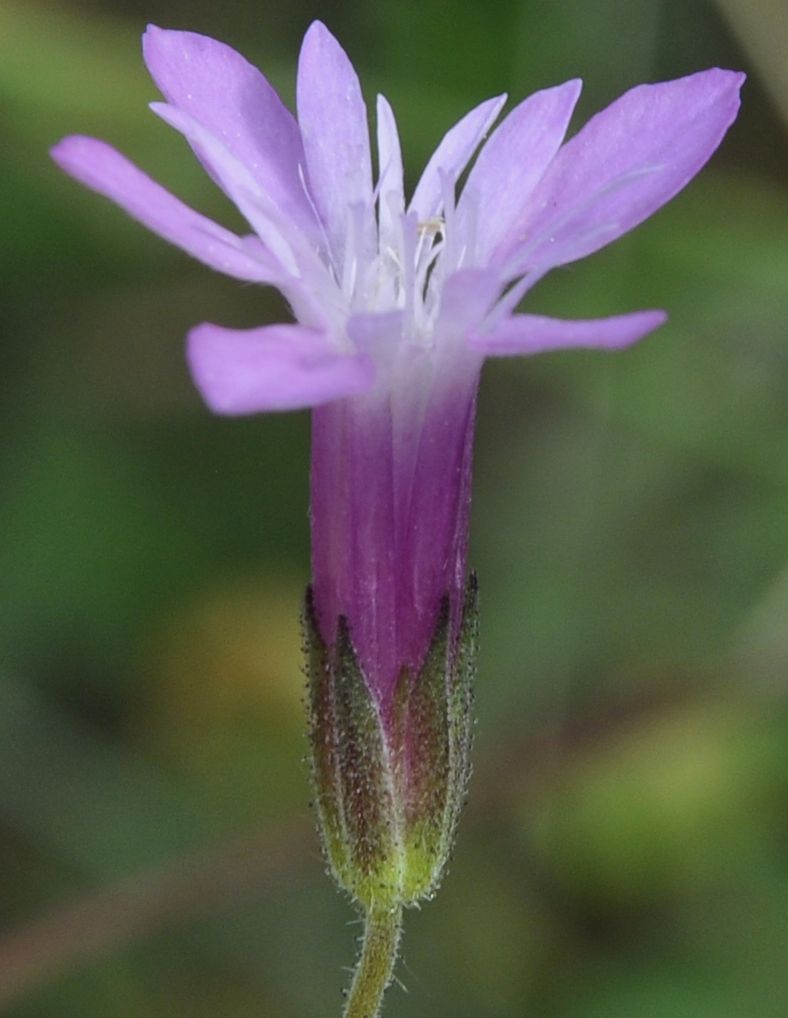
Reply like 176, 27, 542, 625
52, 22, 743, 714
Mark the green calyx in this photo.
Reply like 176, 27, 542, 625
303, 575, 478, 913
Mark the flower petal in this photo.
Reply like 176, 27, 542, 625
376, 94, 405, 257
460, 80, 581, 261
50, 135, 276, 282
469, 309, 667, 356
296, 21, 374, 264
187, 322, 375, 414
347, 310, 404, 355
409, 94, 507, 222
151, 102, 304, 277
150, 103, 347, 329
436, 268, 504, 339
503, 68, 745, 271
142, 26, 317, 240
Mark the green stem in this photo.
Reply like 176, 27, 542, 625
343, 905, 403, 1018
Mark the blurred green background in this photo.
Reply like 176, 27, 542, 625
1, 0, 787, 1015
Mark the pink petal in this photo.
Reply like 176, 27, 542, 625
376, 94, 405, 255
469, 309, 667, 356
409, 94, 507, 222
50, 135, 276, 282
296, 21, 374, 264
142, 26, 317, 240
150, 102, 299, 275
502, 68, 745, 272
187, 322, 375, 414
347, 310, 404, 356
436, 268, 504, 340
460, 80, 581, 261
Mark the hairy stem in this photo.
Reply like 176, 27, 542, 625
343, 905, 403, 1018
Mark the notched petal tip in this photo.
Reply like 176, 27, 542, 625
697, 66, 746, 90
675, 66, 746, 121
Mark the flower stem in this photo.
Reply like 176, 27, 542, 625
343, 904, 403, 1018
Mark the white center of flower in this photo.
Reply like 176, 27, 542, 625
328, 181, 479, 350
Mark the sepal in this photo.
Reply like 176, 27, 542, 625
303, 576, 479, 911
304, 589, 400, 909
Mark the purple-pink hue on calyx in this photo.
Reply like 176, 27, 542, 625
51, 22, 743, 707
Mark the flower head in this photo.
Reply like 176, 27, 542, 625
52, 22, 742, 707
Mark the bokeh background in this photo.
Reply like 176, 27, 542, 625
1, 0, 787, 1015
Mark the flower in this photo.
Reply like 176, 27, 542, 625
52, 25, 744, 1012
51, 22, 742, 714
